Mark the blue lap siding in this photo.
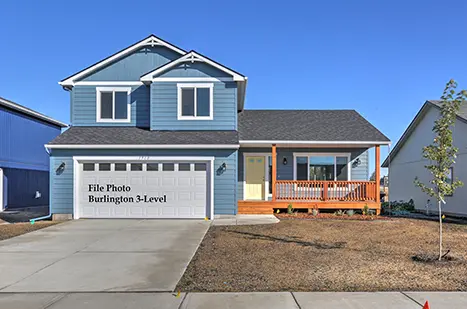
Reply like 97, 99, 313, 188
50, 149, 238, 216
71, 85, 150, 127
150, 81, 237, 130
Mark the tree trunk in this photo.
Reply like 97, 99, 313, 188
438, 200, 443, 261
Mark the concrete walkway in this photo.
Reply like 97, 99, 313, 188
0, 292, 465, 308
213, 214, 280, 225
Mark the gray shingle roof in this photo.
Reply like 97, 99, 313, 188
48, 127, 239, 145
238, 110, 390, 142
49, 110, 389, 146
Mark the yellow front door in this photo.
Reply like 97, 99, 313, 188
245, 156, 265, 200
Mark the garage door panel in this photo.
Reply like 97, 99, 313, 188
177, 177, 191, 186
78, 161, 208, 219
177, 192, 192, 201
162, 177, 176, 187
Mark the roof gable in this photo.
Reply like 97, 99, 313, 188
78, 46, 181, 82
382, 100, 467, 167
140, 51, 246, 82
59, 35, 186, 87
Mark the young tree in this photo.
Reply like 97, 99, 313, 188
414, 79, 466, 260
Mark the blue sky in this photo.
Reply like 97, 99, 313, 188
1, 0, 467, 176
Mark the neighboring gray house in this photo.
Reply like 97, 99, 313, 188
382, 100, 467, 217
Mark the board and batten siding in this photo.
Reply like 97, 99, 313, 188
389, 106, 467, 216
237, 147, 369, 200
78, 47, 181, 81
50, 149, 238, 216
0, 105, 62, 171
71, 85, 150, 127
150, 81, 237, 130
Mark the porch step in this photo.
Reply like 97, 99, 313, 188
237, 205, 274, 215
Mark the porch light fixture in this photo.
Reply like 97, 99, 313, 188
352, 158, 361, 168
283, 157, 288, 165
220, 162, 227, 171
56, 162, 66, 174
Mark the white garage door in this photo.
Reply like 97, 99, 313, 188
77, 161, 209, 218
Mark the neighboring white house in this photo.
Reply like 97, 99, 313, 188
382, 100, 467, 217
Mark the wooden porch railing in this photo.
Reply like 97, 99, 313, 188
275, 180, 377, 202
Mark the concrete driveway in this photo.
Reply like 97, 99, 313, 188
0, 219, 209, 292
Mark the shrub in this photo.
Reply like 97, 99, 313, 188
347, 209, 355, 216
312, 208, 319, 216
381, 199, 415, 214
362, 204, 369, 215
287, 204, 294, 214
334, 210, 345, 216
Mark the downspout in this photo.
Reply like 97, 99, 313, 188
30, 145, 53, 223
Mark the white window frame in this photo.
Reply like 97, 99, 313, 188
293, 152, 352, 181
96, 87, 131, 123
177, 83, 214, 120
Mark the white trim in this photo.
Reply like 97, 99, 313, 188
0, 97, 68, 127
46, 144, 240, 150
242, 153, 271, 201
96, 87, 132, 123
73, 156, 216, 161
210, 160, 214, 219
177, 83, 214, 120
292, 152, 352, 181
73, 158, 79, 219
140, 51, 246, 82
240, 140, 391, 145
73, 156, 215, 220
0, 168, 3, 212
152, 77, 233, 82
74, 81, 144, 86
59, 35, 186, 87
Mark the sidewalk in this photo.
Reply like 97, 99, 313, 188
1, 291, 465, 308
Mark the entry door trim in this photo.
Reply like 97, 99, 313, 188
242, 153, 271, 201
73, 156, 215, 220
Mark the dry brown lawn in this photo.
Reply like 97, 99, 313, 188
0, 222, 59, 241
177, 218, 467, 292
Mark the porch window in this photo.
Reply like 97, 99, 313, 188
177, 83, 213, 120
96, 87, 131, 122
294, 154, 350, 181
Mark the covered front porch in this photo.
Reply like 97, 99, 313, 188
237, 143, 382, 215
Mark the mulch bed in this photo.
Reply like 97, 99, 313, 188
176, 218, 467, 292
0, 221, 59, 241
275, 213, 392, 221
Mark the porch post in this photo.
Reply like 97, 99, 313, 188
272, 144, 277, 201
375, 145, 380, 203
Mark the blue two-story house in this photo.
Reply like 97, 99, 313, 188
49, 34, 390, 219
0, 97, 66, 211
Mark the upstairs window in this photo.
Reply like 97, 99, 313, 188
177, 83, 213, 120
96, 87, 131, 122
